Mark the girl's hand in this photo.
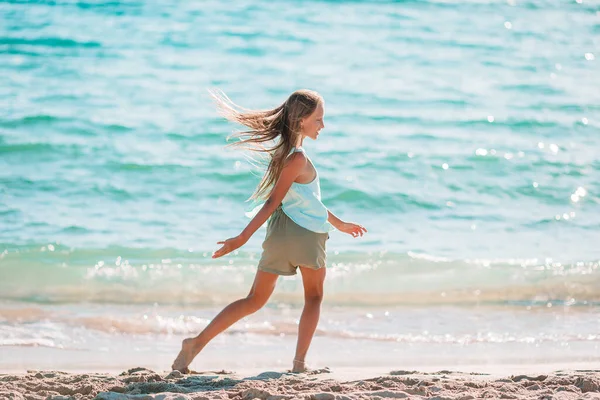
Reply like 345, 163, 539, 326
338, 222, 367, 238
212, 235, 247, 258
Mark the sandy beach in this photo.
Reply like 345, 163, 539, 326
2, 367, 600, 400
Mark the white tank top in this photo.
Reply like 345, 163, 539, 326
245, 147, 335, 233
279, 147, 334, 233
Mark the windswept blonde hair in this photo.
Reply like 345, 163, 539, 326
210, 89, 322, 201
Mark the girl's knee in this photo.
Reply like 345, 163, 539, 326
245, 294, 269, 312
305, 292, 323, 304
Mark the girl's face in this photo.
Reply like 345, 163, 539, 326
300, 102, 325, 140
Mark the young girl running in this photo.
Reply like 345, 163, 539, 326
171, 89, 367, 373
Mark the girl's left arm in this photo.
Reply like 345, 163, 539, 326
327, 209, 367, 238
327, 209, 345, 230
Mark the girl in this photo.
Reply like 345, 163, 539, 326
171, 89, 367, 373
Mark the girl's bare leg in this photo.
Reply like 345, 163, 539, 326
172, 269, 278, 372
293, 266, 325, 372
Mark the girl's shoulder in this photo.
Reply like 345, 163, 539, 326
286, 149, 308, 164
284, 148, 308, 172
287, 146, 306, 160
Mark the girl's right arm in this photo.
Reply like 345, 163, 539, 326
212, 152, 307, 259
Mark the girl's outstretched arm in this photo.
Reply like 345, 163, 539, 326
212, 152, 307, 258
327, 209, 367, 238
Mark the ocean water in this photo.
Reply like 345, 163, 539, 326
1, 0, 600, 372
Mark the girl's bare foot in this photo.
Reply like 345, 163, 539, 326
292, 358, 307, 373
171, 338, 201, 372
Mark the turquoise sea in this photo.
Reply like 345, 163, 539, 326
1, 0, 599, 372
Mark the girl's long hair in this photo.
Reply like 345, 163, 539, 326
210, 89, 322, 201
